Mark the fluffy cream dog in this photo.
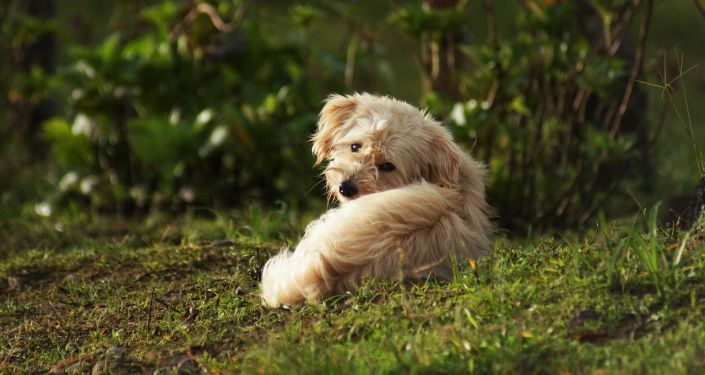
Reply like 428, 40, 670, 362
261, 93, 492, 308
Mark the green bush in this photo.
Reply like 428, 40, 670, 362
5, 0, 694, 232
38, 0, 339, 214
391, 0, 652, 230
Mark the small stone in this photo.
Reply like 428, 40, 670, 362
48, 352, 95, 374
7, 276, 21, 291
64, 360, 92, 374
176, 358, 201, 374
91, 347, 133, 375
105, 346, 128, 360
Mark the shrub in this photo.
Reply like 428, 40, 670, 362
3, 0, 676, 233
39, 0, 340, 214
391, 0, 654, 230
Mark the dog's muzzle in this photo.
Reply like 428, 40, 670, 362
339, 180, 358, 198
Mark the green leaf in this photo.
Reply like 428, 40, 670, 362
42, 118, 93, 168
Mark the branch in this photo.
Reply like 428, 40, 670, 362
609, 0, 653, 138
694, 0, 705, 18
191, 3, 235, 32
170, 1, 245, 41
482, 0, 502, 107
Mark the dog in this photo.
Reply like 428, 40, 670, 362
260, 93, 493, 308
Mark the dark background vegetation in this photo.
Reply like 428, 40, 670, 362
2, 0, 704, 232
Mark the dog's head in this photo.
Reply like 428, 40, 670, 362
312, 93, 465, 203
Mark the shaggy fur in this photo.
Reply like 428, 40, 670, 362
260, 93, 493, 308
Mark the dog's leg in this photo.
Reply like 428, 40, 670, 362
260, 182, 489, 307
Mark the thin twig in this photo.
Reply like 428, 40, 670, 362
609, 0, 653, 138
693, 0, 705, 18
191, 3, 235, 32
607, 0, 641, 57
170, 1, 240, 41
154, 296, 181, 314
344, 35, 359, 89
481, 0, 502, 166
147, 287, 155, 334
676, 51, 704, 174
482, 0, 501, 108
661, 52, 704, 174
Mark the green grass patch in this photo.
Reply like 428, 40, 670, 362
1, 211, 705, 374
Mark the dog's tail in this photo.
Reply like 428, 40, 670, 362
260, 249, 329, 308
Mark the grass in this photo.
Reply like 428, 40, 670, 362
1, 209, 705, 374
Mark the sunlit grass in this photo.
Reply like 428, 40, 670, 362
1, 211, 705, 373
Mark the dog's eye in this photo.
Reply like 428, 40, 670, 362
378, 162, 396, 172
351, 143, 361, 153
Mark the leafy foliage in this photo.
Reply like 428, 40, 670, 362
2, 0, 702, 231
390, 0, 653, 229
35, 1, 340, 214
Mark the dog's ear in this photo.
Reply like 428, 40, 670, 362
425, 122, 463, 188
311, 94, 358, 164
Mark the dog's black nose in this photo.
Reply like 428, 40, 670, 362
339, 180, 358, 198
